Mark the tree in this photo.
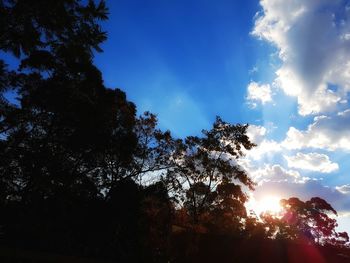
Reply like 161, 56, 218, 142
168, 117, 255, 231
100, 111, 177, 192
273, 197, 348, 246
0, 3, 183, 260
0, 0, 142, 201
260, 211, 298, 240
139, 181, 173, 262
1, 0, 107, 197
0, 0, 140, 256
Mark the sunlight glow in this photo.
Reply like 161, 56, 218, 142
255, 196, 282, 215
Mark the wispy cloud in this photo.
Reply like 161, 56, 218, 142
336, 184, 350, 194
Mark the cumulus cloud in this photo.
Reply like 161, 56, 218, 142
246, 81, 272, 107
253, 0, 350, 115
249, 164, 300, 184
246, 139, 282, 160
284, 152, 339, 173
244, 124, 282, 160
247, 124, 267, 144
283, 109, 350, 150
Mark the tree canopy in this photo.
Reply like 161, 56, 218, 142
168, 117, 255, 233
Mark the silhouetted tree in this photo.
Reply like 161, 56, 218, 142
262, 197, 349, 246
0, 1, 179, 260
168, 117, 255, 231
0, 0, 140, 257
139, 181, 173, 262
101, 111, 177, 193
0, 0, 114, 199
260, 211, 298, 240
209, 180, 251, 234
244, 213, 267, 239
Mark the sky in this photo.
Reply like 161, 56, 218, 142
94, 0, 350, 232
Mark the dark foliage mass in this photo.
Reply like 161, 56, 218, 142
0, 1, 349, 262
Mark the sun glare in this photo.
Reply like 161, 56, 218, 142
256, 196, 282, 215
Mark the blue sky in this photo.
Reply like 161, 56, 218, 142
94, 0, 350, 232
94, 0, 309, 141
95, 0, 265, 136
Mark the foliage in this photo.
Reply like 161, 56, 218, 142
260, 197, 349, 246
101, 111, 177, 189
167, 117, 255, 232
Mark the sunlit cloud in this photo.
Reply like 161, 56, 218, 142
249, 164, 300, 184
245, 124, 282, 161
247, 124, 267, 144
253, 0, 350, 115
246, 81, 272, 107
284, 152, 339, 173
282, 110, 350, 151
246, 140, 282, 161
337, 212, 350, 232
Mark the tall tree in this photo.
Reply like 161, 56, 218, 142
0, 0, 139, 202
168, 117, 255, 231
262, 197, 349, 246
0, 0, 139, 255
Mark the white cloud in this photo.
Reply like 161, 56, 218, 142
244, 124, 282, 160
284, 152, 339, 173
336, 212, 350, 233
336, 184, 350, 194
247, 81, 272, 107
246, 139, 281, 160
253, 0, 350, 115
250, 164, 300, 184
282, 109, 350, 151
247, 124, 267, 145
